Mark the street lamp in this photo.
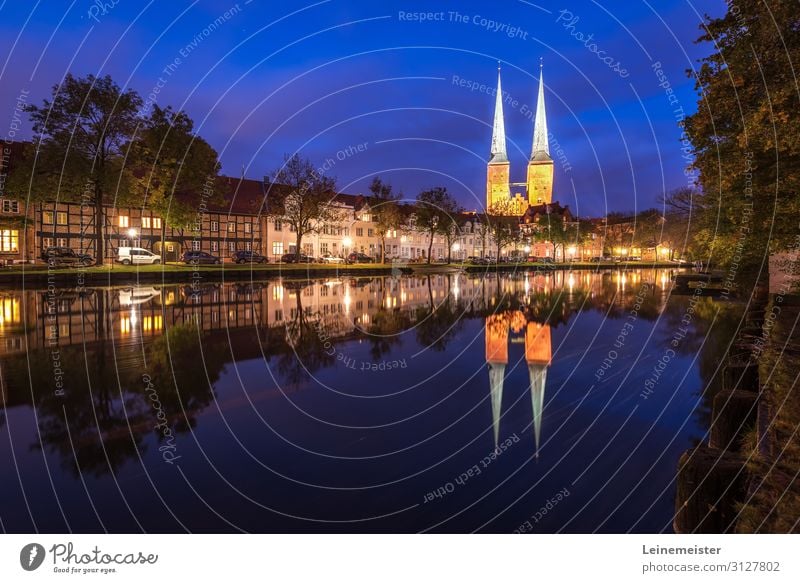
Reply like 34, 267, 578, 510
342, 236, 353, 258
127, 228, 138, 241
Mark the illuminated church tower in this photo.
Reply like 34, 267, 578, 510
486, 66, 511, 211
526, 60, 554, 205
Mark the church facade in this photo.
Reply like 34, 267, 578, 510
486, 62, 555, 216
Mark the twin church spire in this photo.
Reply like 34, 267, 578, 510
487, 60, 554, 214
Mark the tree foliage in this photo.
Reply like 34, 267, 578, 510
368, 176, 401, 262
416, 186, 460, 263
267, 154, 342, 258
18, 73, 142, 263
684, 1, 800, 271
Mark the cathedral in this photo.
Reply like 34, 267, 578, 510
487, 61, 554, 215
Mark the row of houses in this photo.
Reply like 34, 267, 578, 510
0, 140, 671, 265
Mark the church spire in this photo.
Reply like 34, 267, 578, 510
531, 59, 550, 160
489, 64, 508, 164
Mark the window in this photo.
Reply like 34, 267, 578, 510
274, 219, 282, 230
320, 243, 329, 255
0, 229, 19, 252
43, 211, 54, 224
119, 239, 129, 247
56, 237, 67, 248
245, 242, 252, 251
211, 241, 219, 252
2, 200, 19, 213
272, 241, 283, 256
356, 228, 363, 237
42, 237, 53, 249
210, 221, 219, 232
228, 222, 236, 233
192, 240, 200, 251
368, 228, 374, 237
118, 215, 130, 228
142, 216, 151, 229
244, 222, 251, 234
289, 224, 296, 232
229, 242, 236, 252
153, 217, 162, 229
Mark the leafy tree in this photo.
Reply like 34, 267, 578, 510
487, 205, 519, 258
21, 74, 143, 264
131, 105, 222, 255
534, 214, 572, 261
368, 176, 401, 263
684, 1, 800, 280
266, 154, 342, 259
416, 186, 459, 264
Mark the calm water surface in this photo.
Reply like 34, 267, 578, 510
0, 268, 738, 532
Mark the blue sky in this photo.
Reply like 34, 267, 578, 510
0, 0, 724, 216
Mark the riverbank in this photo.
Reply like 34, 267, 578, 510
0, 260, 687, 288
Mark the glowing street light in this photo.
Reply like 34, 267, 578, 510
452, 242, 461, 252
342, 236, 353, 248
127, 228, 138, 240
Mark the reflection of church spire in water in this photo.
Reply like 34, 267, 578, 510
485, 314, 509, 448
525, 322, 551, 457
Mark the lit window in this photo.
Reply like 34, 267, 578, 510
228, 222, 236, 233
211, 221, 219, 232
244, 222, 252, 234
142, 216, 151, 229
43, 211, 54, 224
118, 215, 129, 228
153, 217, 162, 229
0, 229, 18, 252
272, 241, 283, 256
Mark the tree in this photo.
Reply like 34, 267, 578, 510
266, 154, 342, 259
23, 74, 143, 264
368, 176, 401, 263
535, 214, 571, 261
684, 1, 800, 277
416, 186, 459, 264
441, 215, 462, 263
487, 204, 519, 258
131, 105, 222, 255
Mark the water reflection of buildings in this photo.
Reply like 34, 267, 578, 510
0, 269, 676, 351
485, 311, 551, 455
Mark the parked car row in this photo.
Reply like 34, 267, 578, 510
39, 246, 385, 266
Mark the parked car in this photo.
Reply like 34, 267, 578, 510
534, 256, 554, 263
231, 250, 267, 264
181, 250, 221, 265
280, 253, 315, 264
117, 247, 161, 265
41, 247, 94, 266
319, 253, 345, 264
346, 252, 374, 264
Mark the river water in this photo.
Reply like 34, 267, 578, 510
0, 268, 739, 532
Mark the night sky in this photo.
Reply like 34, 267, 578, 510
0, 0, 722, 217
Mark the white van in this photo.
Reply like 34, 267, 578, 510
117, 247, 161, 265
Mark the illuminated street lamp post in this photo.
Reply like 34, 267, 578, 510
342, 236, 353, 260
